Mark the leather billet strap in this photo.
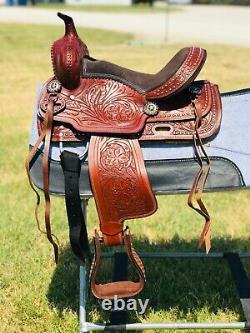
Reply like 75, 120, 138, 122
90, 229, 145, 299
60, 150, 90, 262
88, 136, 157, 246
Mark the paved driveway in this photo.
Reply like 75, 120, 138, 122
0, 5, 250, 46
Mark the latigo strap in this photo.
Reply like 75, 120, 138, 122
61, 150, 90, 262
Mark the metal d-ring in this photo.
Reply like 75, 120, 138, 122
78, 141, 89, 160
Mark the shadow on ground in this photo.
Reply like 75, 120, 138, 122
47, 236, 250, 322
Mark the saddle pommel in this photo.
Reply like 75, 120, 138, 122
51, 12, 89, 90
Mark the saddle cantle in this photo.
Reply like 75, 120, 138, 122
26, 12, 222, 299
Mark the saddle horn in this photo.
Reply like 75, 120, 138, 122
51, 12, 89, 90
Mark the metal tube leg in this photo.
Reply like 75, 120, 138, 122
80, 264, 88, 333
79, 199, 90, 333
79, 199, 89, 333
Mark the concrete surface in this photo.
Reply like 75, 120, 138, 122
0, 5, 249, 46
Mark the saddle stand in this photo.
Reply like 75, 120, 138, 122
26, 12, 250, 332
78, 233, 250, 332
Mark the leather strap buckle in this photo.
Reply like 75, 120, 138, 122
90, 228, 145, 299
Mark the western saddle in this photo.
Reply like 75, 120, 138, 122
26, 13, 222, 300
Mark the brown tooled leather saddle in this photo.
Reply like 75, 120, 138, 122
26, 13, 222, 300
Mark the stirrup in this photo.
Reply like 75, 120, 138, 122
90, 228, 145, 299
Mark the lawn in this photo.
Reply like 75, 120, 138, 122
0, 22, 250, 333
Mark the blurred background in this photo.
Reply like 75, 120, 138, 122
1, 0, 250, 7
1, 0, 250, 46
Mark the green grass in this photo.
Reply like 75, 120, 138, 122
33, 3, 178, 13
1, 21, 250, 332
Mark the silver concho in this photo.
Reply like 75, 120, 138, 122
143, 102, 159, 116
47, 80, 62, 93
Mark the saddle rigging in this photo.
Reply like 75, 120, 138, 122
26, 12, 222, 299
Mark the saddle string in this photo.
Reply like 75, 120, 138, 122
188, 99, 211, 253
25, 128, 45, 234
25, 96, 60, 263
25, 102, 52, 233
189, 140, 211, 252
42, 97, 59, 263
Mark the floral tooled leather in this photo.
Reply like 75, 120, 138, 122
39, 78, 147, 135
88, 136, 157, 245
38, 81, 221, 142
140, 84, 222, 140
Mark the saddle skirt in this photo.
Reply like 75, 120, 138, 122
26, 12, 222, 300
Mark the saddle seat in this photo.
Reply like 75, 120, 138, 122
83, 47, 207, 100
